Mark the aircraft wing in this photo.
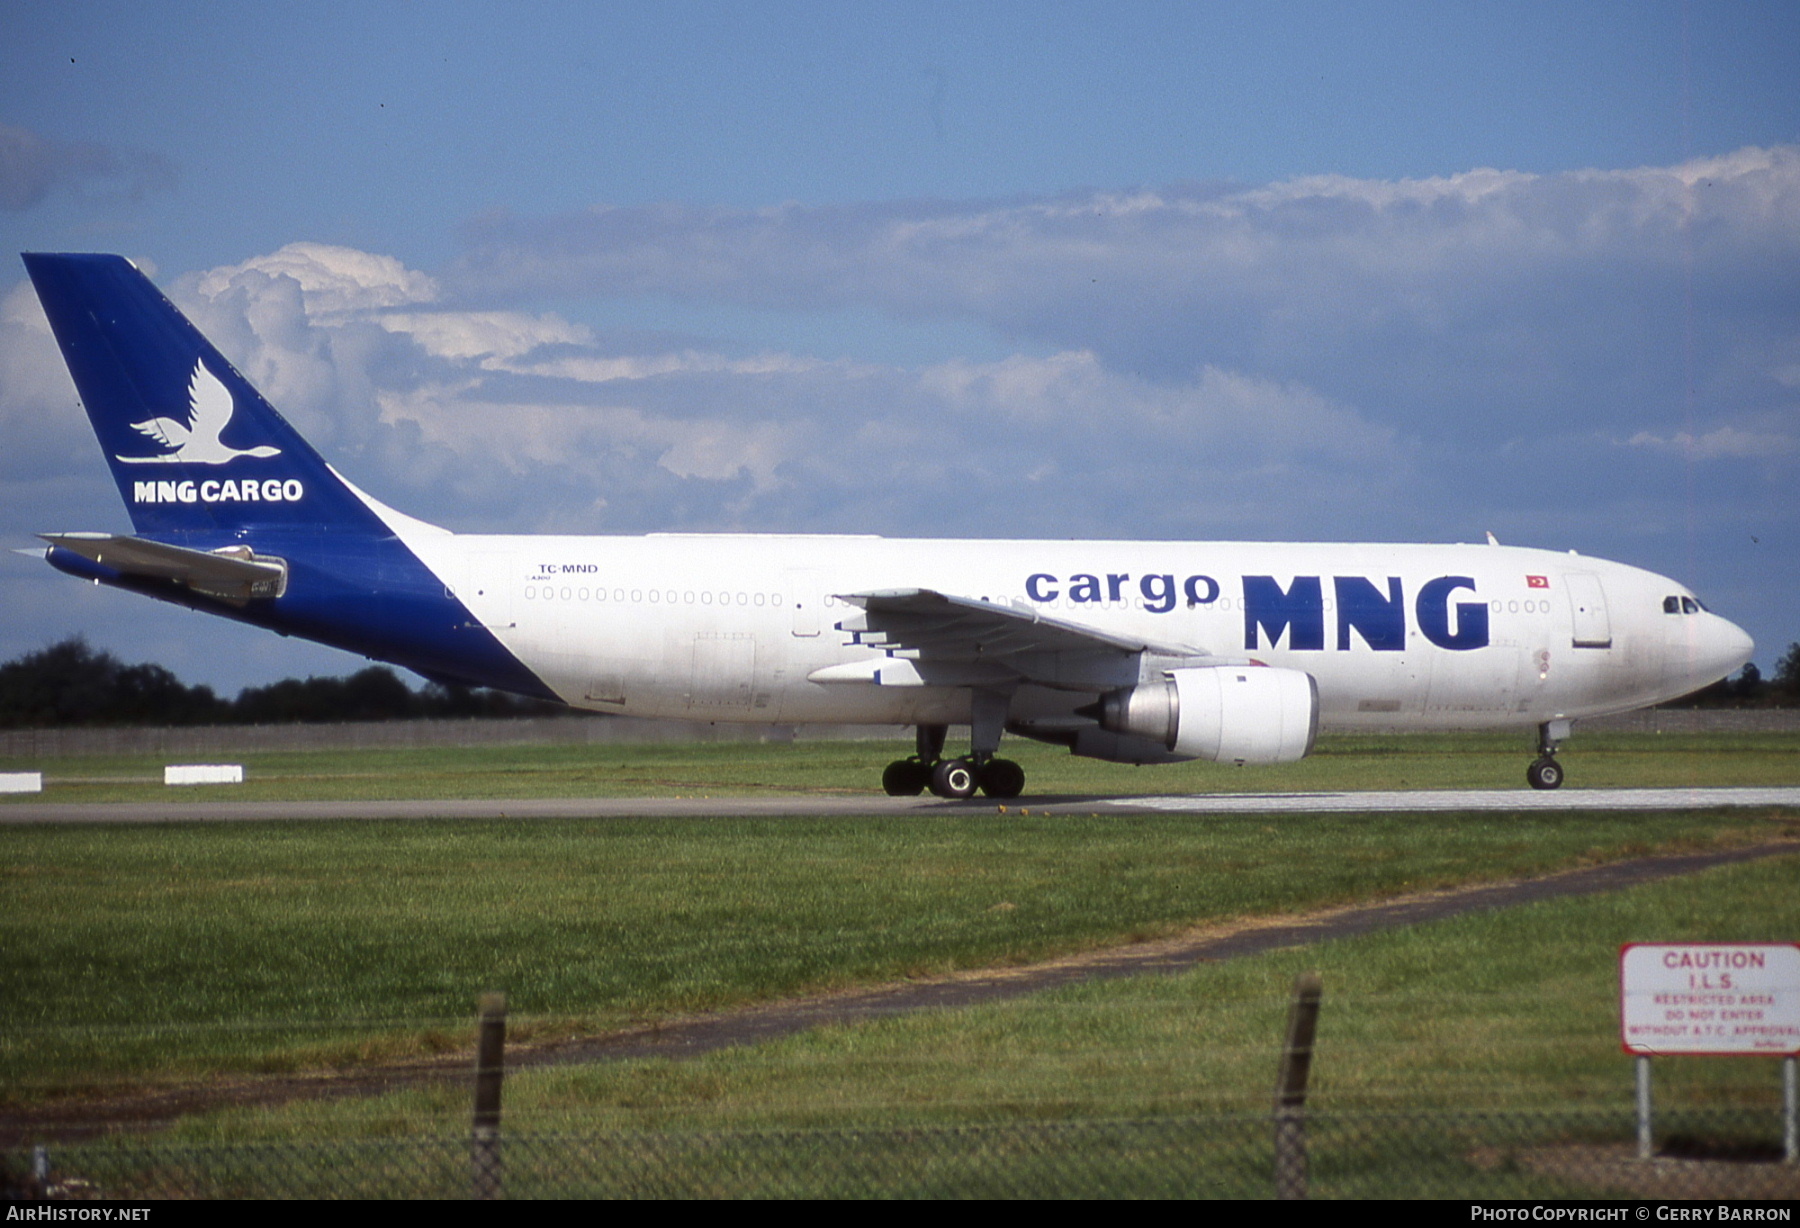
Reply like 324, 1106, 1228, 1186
39, 532, 287, 602
819, 587, 1208, 691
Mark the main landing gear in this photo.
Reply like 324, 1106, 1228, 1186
882, 751, 1026, 800
1526, 719, 1571, 790
882, 700, 1027, 800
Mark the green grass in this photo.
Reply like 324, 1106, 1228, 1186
3, 804, 1794, 1106
158, 853, 1799, 1146
6, 729, 1800, 802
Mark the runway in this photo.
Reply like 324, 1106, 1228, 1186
1110, 785, 1800, 814
4, 785, 1799, 824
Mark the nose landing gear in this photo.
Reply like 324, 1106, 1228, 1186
1526, 756, 1564, 790
1526, 719, 1571, 790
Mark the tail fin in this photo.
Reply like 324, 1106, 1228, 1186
23, 253, 388, 538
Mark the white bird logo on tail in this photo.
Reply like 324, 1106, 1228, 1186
116, 359, 282, 465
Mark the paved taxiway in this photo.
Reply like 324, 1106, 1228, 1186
4, 785, 1799, 824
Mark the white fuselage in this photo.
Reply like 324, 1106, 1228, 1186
404, 532, 1753, 733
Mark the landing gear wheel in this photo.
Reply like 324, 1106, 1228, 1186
979, 758, 1025, 799
929, 758, 979, 800
1526, 756, 1564, 790
883, 759, 930, 797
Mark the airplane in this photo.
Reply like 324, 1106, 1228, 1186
20, 252, 1755, 798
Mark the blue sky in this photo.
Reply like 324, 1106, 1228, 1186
3, 1, 1798, 692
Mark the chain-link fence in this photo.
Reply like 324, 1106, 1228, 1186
8, 1108, 1796, 1199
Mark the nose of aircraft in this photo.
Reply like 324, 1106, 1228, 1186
1685, 613, 1755, 690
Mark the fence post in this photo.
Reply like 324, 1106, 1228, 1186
471, 991, 507, 1200
1272, 971, 1323, 1201
1784, 1055, 1796, 1165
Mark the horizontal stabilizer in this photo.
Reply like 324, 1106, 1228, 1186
40, 532, 287, 601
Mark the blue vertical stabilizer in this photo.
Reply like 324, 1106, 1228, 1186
22, 252, 557, 700
23, 253, 389, 538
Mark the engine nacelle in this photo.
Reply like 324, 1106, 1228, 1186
1096, 666, 1319, 764
1066, 726, 1196, 765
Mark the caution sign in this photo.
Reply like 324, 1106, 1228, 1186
1620, 943, 1800, 1056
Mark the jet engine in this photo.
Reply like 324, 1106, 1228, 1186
1094, 666, 1319, 764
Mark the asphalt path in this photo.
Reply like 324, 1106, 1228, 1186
4, 785, 1800, 824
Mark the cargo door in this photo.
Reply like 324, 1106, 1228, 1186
784, 568, 826, 638
1565, 572, 1612, 649
688, 633, 758, 710
452, 547, 518, 634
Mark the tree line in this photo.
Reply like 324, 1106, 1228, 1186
0, 639, 574, 729
1679, 641, 1800, 708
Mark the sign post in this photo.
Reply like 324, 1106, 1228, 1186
1620, 943, 1800, 1162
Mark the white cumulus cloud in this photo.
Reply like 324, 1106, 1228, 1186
374, 311, 592, 363
196, 242, 440, 314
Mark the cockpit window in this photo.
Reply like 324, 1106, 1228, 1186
1663, 596, 1681, 614
1681, 596, 1700, 614
1664, 595, 1703, 615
